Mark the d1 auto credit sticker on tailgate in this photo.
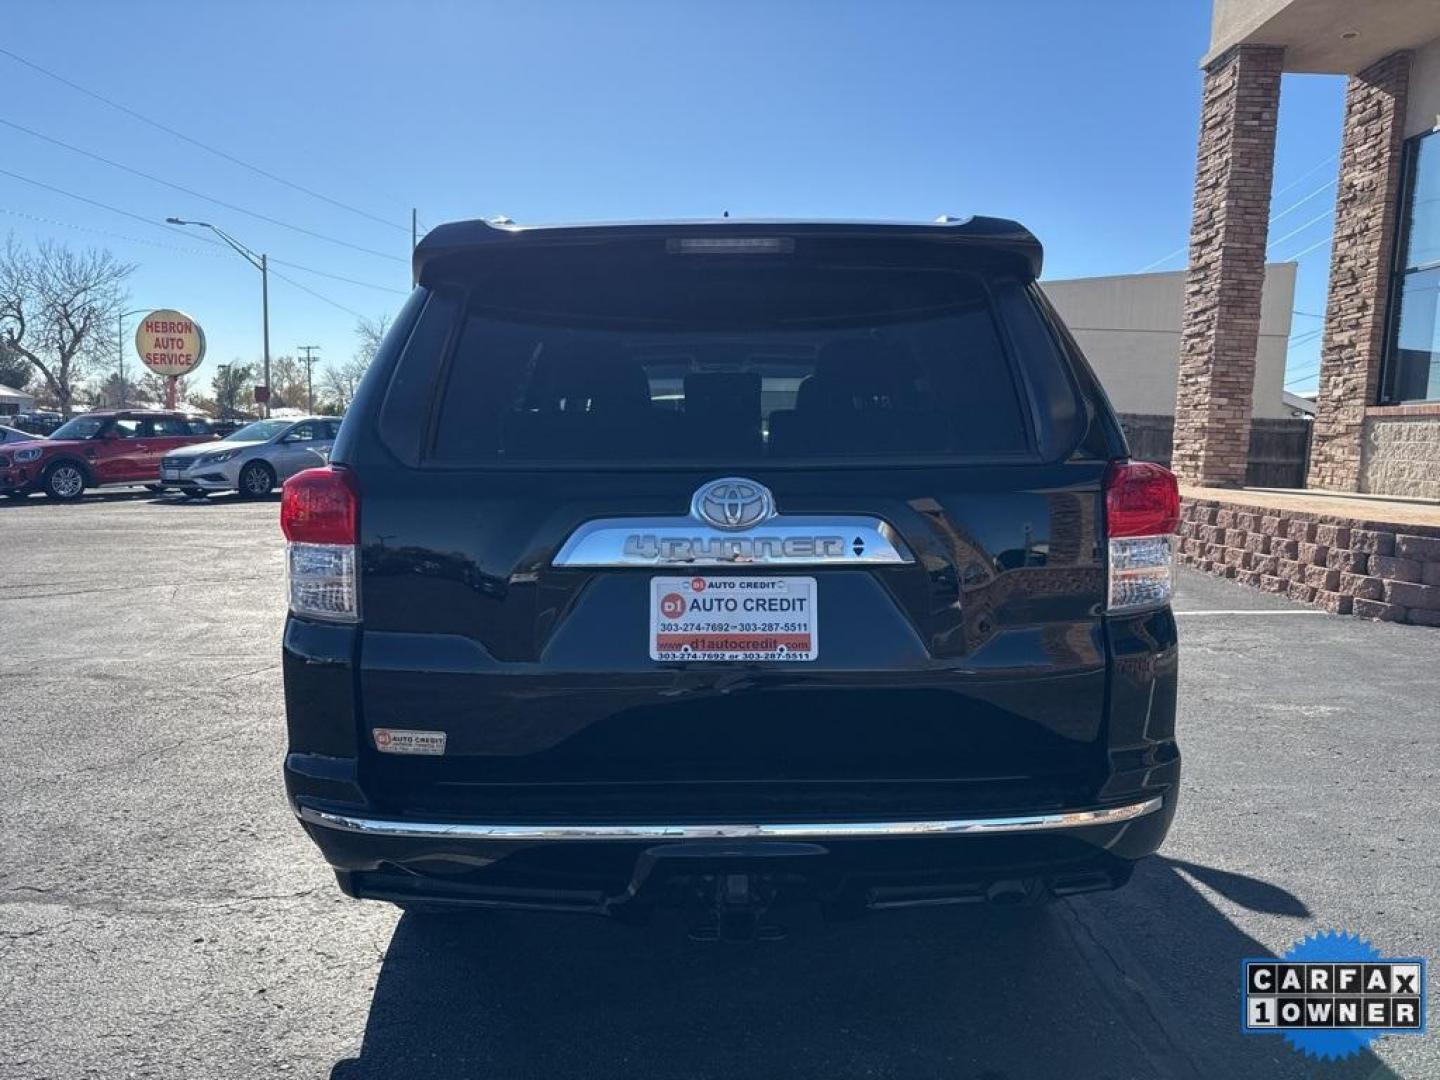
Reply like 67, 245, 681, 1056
650, 576, 817, 661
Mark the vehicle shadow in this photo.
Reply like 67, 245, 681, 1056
328, 857, 1399, 1080
0, 488, 154, 509
143, 492, 282, 507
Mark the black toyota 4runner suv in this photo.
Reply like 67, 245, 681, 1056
281, 217, 1180, 935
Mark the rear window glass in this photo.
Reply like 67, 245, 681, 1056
425, 261, 1040, 465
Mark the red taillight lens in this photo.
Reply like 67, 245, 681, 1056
281, 466, 357, 545
1105, 461, 1180, 538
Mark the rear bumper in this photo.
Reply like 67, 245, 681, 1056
0, 467, 36, 493
163, 466, 237, 490
282, 608, 1181, 915
289, 789, 1177, 914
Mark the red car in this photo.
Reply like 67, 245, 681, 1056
0, 410, 218, 501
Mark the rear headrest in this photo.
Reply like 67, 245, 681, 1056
800, 338, 923, 411
684, 372, 760, 419
525, 340, 651, 413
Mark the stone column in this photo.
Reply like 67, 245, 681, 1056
1306, 51, 1411, 492
1173, 44, 1284, 488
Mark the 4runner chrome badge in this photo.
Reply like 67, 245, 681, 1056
552, 478, 914, 568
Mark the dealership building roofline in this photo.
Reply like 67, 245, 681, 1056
1205, 0, 1440, 73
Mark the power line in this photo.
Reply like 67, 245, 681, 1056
1267, 207, 1333, 253
0, 167, 405, 294
0, 165, 229, 243
0, 206, 227, 258
1272, 154, 1338, 201
267, 266, 367, 320
267, 258, 408, 295
1267, 178, 1336, 226
1279, 233, 1334, 262
0, 116, 406, 264
0, 44, 407, 235
1137, 243, 1190, 274
0, 174, 390, 363
1136, 154, 1339, 272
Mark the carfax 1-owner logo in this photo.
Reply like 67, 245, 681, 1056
1242, 930, 1427, 1061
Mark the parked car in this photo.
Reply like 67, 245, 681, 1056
161, 416, 340, 498
0, 410, 217, 500
0, 424, 38, 445
207, 418, 250, 438
10, 411, 64, 437
281, 217, 1181, 935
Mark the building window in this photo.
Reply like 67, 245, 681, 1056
1385, 132, 1440, 403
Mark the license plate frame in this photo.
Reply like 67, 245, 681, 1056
650, 575, 817, 661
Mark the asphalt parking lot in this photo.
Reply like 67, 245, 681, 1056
1, 490, 1435, 1080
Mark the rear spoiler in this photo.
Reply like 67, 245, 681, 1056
413, 216, 1044, 285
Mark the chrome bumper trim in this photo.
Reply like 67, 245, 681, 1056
296, 796, 1162, 841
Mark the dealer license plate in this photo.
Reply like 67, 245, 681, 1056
650, 575, 817, 661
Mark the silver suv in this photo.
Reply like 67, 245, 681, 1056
161, 417, 339, 498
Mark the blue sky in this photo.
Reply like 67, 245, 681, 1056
3, 0, 1343, 396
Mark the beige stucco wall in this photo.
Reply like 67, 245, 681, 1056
1406, 34, 1440, 138
1040, 263, 1298, 419
1360, 414, 1440, 498
1208, 0, 1440, 74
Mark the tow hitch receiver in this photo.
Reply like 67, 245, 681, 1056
689, 873, 786, 943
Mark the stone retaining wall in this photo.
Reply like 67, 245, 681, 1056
1177, 496, 1440, 627
1360, 409, 1440, 500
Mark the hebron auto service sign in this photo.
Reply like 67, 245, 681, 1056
134, 309, 206, 377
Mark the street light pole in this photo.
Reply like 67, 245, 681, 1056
165, 217, 271, 417
117, 311, 127, 407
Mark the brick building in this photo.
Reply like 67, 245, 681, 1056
1177, 0, 1440, 497
1172, 0, 1440, 626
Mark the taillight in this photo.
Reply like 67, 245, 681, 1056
1105, 461, 1180, 613
281, 466, 358, 622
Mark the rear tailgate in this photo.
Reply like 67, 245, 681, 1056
355, 462, 1110, 817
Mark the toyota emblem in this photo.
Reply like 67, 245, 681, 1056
691, 477, 775, 531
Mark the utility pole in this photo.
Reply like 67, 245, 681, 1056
297, 345, 321, 414
260, 254, 271, 417
411, 207, 418, 288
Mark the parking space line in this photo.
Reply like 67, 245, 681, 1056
1172, 609, 1326, 616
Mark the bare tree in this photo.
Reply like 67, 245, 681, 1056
0, 236, 134, 416
139, 371, 191, 408
318, 315, 392, 413
319, 357, 368, 413
267, 354, 308, 410
95, 371, 144, 408
355, 314, 391, 367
